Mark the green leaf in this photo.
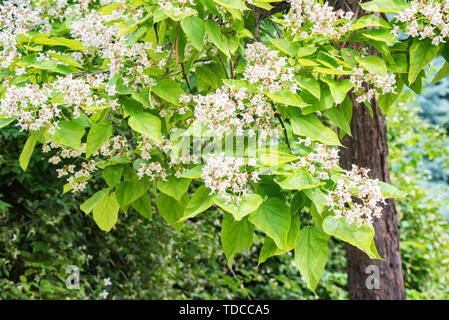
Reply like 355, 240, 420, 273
151, 79, 184, 105
297, 78, 320, 99
323, 216, 374, 256
360, 0, 410, 13
131, 193, 153, 219
259, 149, 298, 166
352, 14, 392, 30
409, 38, 440, 84
86, 121, 112, 158
214, 193, 263, 221
49, 120, 85, 150
19, 134, 37, 171
128, 112, 162, 142
103, 165, 124, 187
355, 55, 387, 77
288, 109, 341, 146
277, 169, 323, 190
269, 38, 298, 56
249, 198, 291, 249
221, 214, 254, 268
0, 118, 15, 128
294, 226, 329, 292
258, 215, 300, 264
304, 187, 327, 214
431, 61, 449, 85
48, 52, 83, 69
181, 15, 204, 51
378, 181, 407, 198
33, 36, 87, 50
179, 186, 215, 221
324, 103, 352, 137
213, 0, 248, 10
265, 89, 308, 107
156, 193, 188, 231
156, 176, 191, 202
80, 189, 110, 214
205, 20, 230, 58
320, 77, 353, 104
378, 77, 404, 115
92, 192, 120, 232
179, 165, 204, 179
131, 88, 151, 108
116, 179, 150, 207
358, 29, 395, 42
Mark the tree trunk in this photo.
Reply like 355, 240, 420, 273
340, 92, 405, 299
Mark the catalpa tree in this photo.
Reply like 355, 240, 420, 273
1, 0, 448, 298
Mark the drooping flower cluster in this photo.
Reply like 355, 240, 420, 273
42, 141, 95, 192
0, 0, 50, 69
292, 139, 340, 180
55, 74, 115, 117
136, 136, 172, 160
284, 0, 354, 40
350, 67, 397, 103
243, 42, 298, 93
394, 0, 449, 45
325, 165, 386, 227
43, 134, 131, 192
0, 73, 119, 133
70, 4, 163, 81
0, 84, 59, 133
201, 153, 259, 204
157, 0, 195, 17
137, 162, 168, 181
70, 11, 120, 49
135, 136, 174, 181
182, 85, 275, 138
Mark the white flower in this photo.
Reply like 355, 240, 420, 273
99, 290, 109, 299
104, 278, 112, 286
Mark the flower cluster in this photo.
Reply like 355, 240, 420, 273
70, 4, 163, 82
350, 67, 397, 103
243, 42, 298, 93
0, 73, 119, 133
0, 84, 59, 133
325, 165, 386, 227
201, 153, 259, 204
182, 85, 275, 138
284, 0, 354, 40
0, 0, 50, 69
95, 135, 129, 158
42, 134, 131, 192
394, 0, 449, 45
157, 0, 195, 17
42, 141, 96, 192
55, 74, 115, 117
136, 136, 172, 160
137, 162, 167, 181
292, 139, 340, 180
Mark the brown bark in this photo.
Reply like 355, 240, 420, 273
340, 92, 405, 299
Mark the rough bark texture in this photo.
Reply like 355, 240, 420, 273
340, 92, 405, 300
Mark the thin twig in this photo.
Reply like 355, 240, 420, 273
271, 103, 291, 151
72, 69, 110, 79
217, 54, 229, 78
270, 19, 282, 38
230, 268, 252, 300
181, 62, 192, 93
229, 59, 234, 79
